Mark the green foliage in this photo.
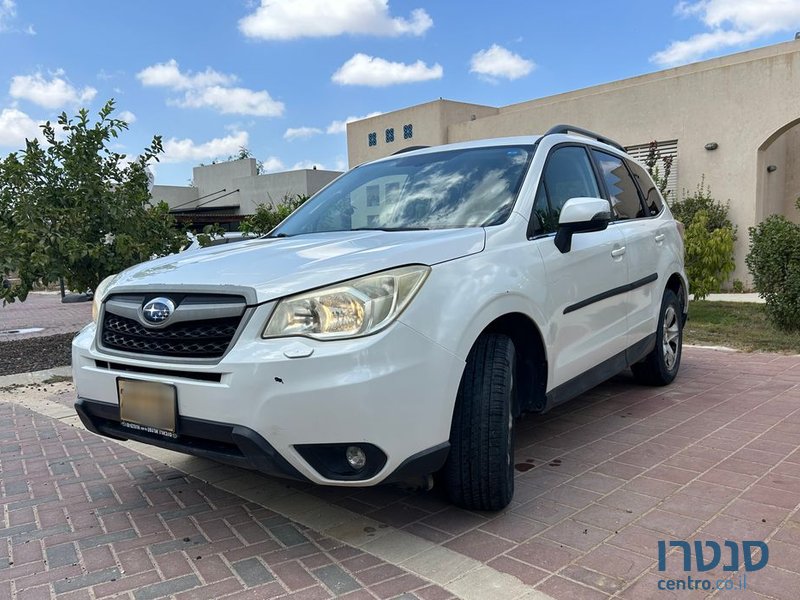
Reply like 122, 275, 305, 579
195, 223, 226, 248
746, 206, 800, 331
0, 100, 187, 303
732, 279, 745, 293
239, 194, 309, 237
666, 178, 737, 299
684, 211, 736, 300
669, 177, 735, 234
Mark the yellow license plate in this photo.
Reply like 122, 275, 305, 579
118, 378, 177, 434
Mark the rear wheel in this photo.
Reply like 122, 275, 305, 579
443, 334, 515, 511
632, 288, 683, 386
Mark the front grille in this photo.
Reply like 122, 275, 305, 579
101, 312, 242, 359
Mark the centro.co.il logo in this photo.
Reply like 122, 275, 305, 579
141, 297, 175, 325
657, 539, 768, 592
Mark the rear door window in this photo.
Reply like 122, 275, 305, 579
591, 150, 646, 220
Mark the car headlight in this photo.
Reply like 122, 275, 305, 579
263, 265, 430, 340
92, 274, 119, 323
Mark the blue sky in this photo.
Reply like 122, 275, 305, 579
1, 0, 798, 185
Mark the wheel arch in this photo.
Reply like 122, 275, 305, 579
465, 311, 548, 416
665, 270, 689, 317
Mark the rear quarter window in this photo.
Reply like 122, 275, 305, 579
627, 159, 664, 216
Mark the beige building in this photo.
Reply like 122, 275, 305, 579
347, 41, 800, 283
153, 159, 341, 230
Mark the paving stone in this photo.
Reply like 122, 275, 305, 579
45, 543, 78, 568
313, 564, 361, 595
132, 574, 201, 600
53, 567, 121, 594
232, 557, 275, 587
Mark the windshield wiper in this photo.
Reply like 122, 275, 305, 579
263, 232, 292, 238
351, 227, 430, 232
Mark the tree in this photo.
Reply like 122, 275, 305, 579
0, 100, 187, 303
239, 194, 309, 237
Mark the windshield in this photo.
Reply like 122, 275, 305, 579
271, 145, 534, 236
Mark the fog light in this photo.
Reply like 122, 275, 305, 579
346, 446, 367, 470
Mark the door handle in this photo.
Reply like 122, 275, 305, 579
611, 246, 626, 258
654, 234, 665, 243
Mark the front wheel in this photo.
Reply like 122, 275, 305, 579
631, 288, 683, 386
443, 333, 515, 511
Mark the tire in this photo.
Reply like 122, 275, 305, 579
631, 289, 683, 386
443, 333, 515, 511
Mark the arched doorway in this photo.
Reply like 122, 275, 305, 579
756, 118, 800, 224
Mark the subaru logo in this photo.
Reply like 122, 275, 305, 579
141, 297, 175, 325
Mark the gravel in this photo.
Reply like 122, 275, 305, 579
0, 332, 76, 375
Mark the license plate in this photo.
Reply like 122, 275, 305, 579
118, 378, 177, 435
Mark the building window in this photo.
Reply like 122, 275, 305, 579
385, 182, 400, 203
367, 215, 379, 226
366, 185, 380, 207
368, 132, 377, 147
403, 124, 413, 140
385, 128, 395, 143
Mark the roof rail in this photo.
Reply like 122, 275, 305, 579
543, 124, 625, 152
391, 145, 430, 156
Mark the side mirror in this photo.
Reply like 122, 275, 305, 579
554, 197, 612, 253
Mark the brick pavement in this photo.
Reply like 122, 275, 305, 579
0, 402, 458, 600
287, 348, 800, 599
0, 293, 92, 340
3, 347, 800, 599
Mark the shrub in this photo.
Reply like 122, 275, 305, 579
667, 179, 737, 299
239, 194, 309, 237
732, 279, 745, 293
746, 204, 800, 331
684, 211, 736, 300
669, 178, 735, 234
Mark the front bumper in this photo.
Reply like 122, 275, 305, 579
72, 312, 463, 486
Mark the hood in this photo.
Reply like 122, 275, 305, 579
110, 229, 485, 304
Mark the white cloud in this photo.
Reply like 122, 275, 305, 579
172, 85, 284, 117
261, 156, 285, 172
470, 44, 535, 82
0, 107, 42, 146
0, 0, 15, 31
9, 71, 97, 109
118, 110, 136, 124
284, 126, 323, 141
332, 53, 442, 86
326, 111, 382, 134
137, 59, 283, 117
652, 0, 800, 66
0, 0, 33, 34
162, 131, 249, 163
136, 59, 234, 89
239, 0, 432, 40
291, 160, 327, 170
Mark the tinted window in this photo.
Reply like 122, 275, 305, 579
627, 158, 664, 216
541, 146, 601, 225
272, 146, 533, 234
530, 146, 604, 235
592, 150, 645, 220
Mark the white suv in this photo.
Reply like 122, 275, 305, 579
72, 125, 687, 511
